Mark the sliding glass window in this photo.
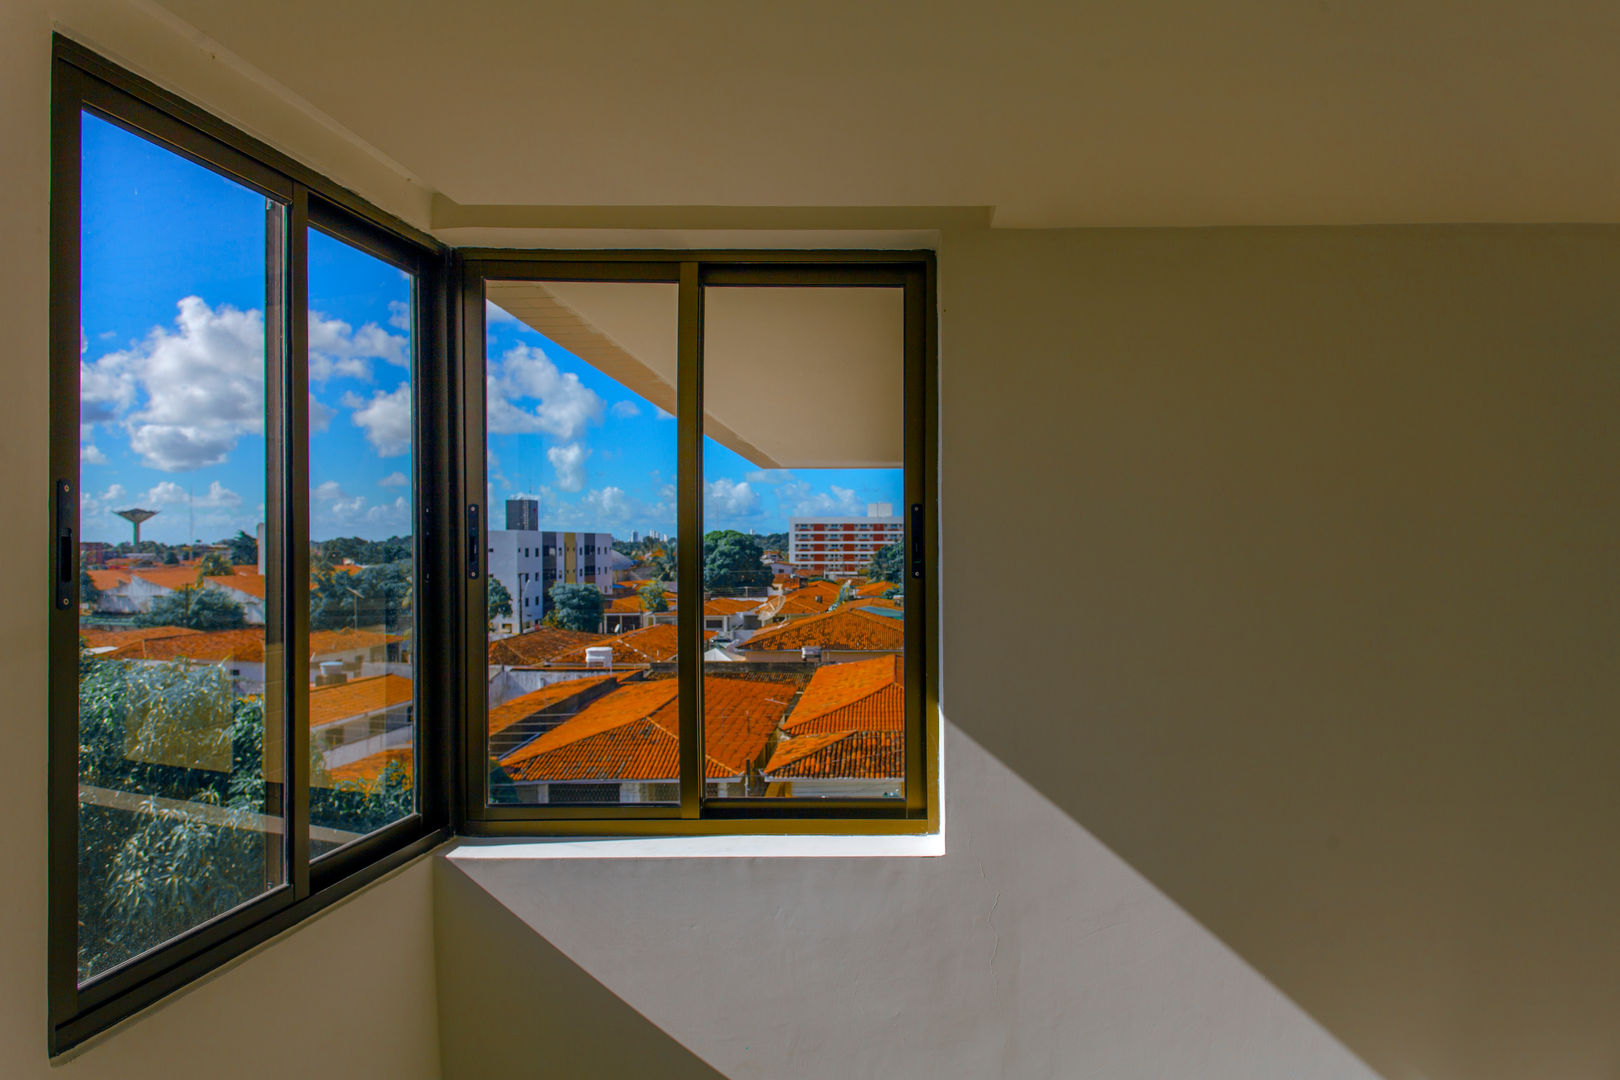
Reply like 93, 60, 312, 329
462, 258, 931, 830
49, 42, 448, 1054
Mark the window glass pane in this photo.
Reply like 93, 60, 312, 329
76, 112, 284, 981
701, 286, 906, 799
481, 280, 679, 807
305, 228, 417, 853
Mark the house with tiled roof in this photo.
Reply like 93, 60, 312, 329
755, 580, 846, 623
761, 731, 904, 798
487, 625, 606, 667
547, 622, 687, 666
756, 656, 905, 797
498, 676, 790, 802
101, 625, 405, 694
738, 606, 905, 663
486, 673, 624, 758
309, 673, 415, 772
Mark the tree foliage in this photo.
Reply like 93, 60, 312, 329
194, 551, 233, 578
310, 560, 412, 632
134, 584, 247, 630
487, 576, 513, 624
638, 581, 668, 613
226, 529, 258, 566
703, 531, 771, 595
544, 583, 604, 632
79, 565, 102, 606
76, 651, 413, 979
864, 541, 905, 584
318, 535, 412, 566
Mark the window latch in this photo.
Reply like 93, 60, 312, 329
909, 502, 923, 580
55, 479, 74, 610
466, 503, 481, 579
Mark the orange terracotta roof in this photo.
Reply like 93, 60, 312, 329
550, 623, 681, 664
783, 655, 905, 734
850, 597, 904, 613
703, 597, 761, 615
107, 628, 268, 663
80, 625, 201, 650
501, 676, 789, 782
325, 747, 413, 788
307, 673, 414, 729
205, 571, 266, 599
486, 674, 620, 737
603, 594, 654, 614
743, 607, 905, 653
129, 565, 213, 590
87, 569, 129, 592
855, 580, 897, 598
763, 731, 904, 780
488, 626, 607, 665
309, 627, 403, 656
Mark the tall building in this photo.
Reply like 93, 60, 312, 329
487, 528, 615, 635
505, 498, 539, 531
788, 503, 902, 578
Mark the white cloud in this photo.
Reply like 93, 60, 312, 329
779, 480, 863, 516
547, 442, 591, 492
79, 297, 265, 472
141, 480, 243, 508
344, 384, 412, 457
308, 311, 409, 381
653, 405, 674, 421
706, 477, 761, 517
80, 483, 127, 522
610, 400, 641, 419
81, 444, 108, 465
378, 471, 408, 488
485, 343, 604, 440
309, 394, 334, 433
313, 480, 347, 501
80, 326, 88, 355
388, 300, 411, 331
485, 300, 518, 325
582, 486, 635, 521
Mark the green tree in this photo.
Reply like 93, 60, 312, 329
310, 560, 412, 632
545, 582, 604, 632
195, 551, 233, 578
487, 576, 513, 626
134, 584, 247, 630
638, 581, 668, 613
79, 565, 102, 607
703, 530, 771, 595
162, 549, 181, 565
226, 529, 258, 566
864, 541, 905, 584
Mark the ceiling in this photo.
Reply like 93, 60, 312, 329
145, 0, 1620, 227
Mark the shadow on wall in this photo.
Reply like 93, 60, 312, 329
438, 721, 1377, 1080
936, 226, 1620, 1080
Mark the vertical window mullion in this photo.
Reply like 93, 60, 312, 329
283, 186, 312, 893
677, 261, 704, 818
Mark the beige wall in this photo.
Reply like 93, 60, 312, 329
0, 4, 442, 1078
939, 224, 1620, 1079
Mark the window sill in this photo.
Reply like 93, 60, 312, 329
444, 831, 944, 861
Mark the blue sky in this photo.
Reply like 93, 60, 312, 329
78, 109, 898, 549
487, 307, 902, 538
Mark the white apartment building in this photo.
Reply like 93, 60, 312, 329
488, 501, 615, 635
787, 502, 904, 578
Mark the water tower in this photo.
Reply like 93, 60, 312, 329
114, 507, 158, 546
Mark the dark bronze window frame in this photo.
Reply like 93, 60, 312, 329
457, 252, 938, 837
47, 38, 454, 1055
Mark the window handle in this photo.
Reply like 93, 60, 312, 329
466, 503, 481, 579
55, 479, 74, 610
909, 502, 923, 580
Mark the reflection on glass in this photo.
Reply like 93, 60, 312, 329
76, 113, 283, 981
305, 229, 417, 854
701, 286, 906, 799
481, 281, 680, 806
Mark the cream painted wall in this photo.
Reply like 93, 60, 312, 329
0, 4, 442, 1078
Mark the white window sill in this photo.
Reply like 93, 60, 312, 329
445, 832, 944, 861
